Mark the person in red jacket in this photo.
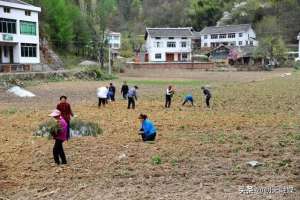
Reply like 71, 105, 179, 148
49, 109, 68, 165
56, 96, 73, 140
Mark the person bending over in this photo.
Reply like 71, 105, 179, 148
182, 94, 194, 106
201, 86, 212, 108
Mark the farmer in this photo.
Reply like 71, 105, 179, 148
138, 114, 157, 141
165, 85, 175, 108
108, 82, 116, 101
121, 81, 129, 100
56, 96, 73, 140
127, 86, 138, 109
97, 86, 108, 107
201, 86, 212, 108
182, 94, 194, 106
49, 109, 68, 165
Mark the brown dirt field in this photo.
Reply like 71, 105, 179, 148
121, 68, 293, 82
0, 70, 299, 200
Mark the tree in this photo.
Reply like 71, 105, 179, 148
188, 0, 223, 31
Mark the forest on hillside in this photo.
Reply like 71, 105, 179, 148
24, 0, 300, 60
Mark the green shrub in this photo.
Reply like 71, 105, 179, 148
151, 155, 162, 165
34, 118, 102, 139
293, 61, 300, 70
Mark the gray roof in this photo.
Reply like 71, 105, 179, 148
0, 0, 30, 5
146, 28, 193, 38
200, 24, 252, 35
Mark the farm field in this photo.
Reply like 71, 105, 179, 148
0, 69, 299, 200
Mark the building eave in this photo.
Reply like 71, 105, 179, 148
0, 1, 41, 12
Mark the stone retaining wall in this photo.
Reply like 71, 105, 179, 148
127, 62, 216, 70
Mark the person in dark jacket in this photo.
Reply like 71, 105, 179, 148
127, 86, 138, 109
56, 96, 73, 140
108, 83, 116, 101
201, 86, 212, 108
121, 81, 129, 100
138, 114, 157, 141
49, 110, 68, 165
165, 85, 175, 108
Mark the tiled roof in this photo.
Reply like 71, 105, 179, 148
146, 28, 193, 38
200, 24, 252, 35
0, 0, 30, 5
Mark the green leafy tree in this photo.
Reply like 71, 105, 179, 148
189, 0, 223, 31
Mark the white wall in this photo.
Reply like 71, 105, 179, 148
146, 36, 192, 62
201, 28, 258, 48
0, 5, 40, 64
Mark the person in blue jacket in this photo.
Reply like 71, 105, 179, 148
182, 94, 194, 106
138, 114, 157, 141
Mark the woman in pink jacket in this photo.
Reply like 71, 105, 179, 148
49, 110, 68, 165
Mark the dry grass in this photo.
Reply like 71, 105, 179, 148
0, 70, 299, 200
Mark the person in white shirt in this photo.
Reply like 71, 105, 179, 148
165, 85, 175, 108
97, 86, 108, 107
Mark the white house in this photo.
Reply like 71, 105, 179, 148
0, 0, 41, 66
107, 31, 121, 50
199, 24, 258, 48
144, 27, 193, 62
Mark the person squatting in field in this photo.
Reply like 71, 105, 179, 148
182, 94, 194, 106
121, 81, 129, 100
201, 86, 212, 108
56, 96, 73, 140
165, 85, 175, 108
97, 86, 109, 107
49, 109, 68, 165
138, 114, 157, 142
127, 86, 138, 109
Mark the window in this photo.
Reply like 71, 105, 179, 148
20, 21, 36, 35
204, 43, 207, 47
219, 34, 226, 39
167, 42, 176, 48
204, 35, 208, 39
0, 18, 16, 34
228, 33, 236, 38
181, 41, 187, 48
155, 41, 161, 48
239, 33, 243, 37
182, 53, 188, 60
181, 37, 187, 40
211, 34, 218, 39
246, 41, 249, 45
168, 37, 174, 40
155, 53, 162, 59
21, 43, 37, 57
4, 7, 10, 13
250, 41, 254, 46
155, 37, 161, 40
239, 41, 243, 46
230, 42, 236, 46
25, 10, 31, 16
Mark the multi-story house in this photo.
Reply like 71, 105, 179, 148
199, 24, 258, 48
144, 27, 193, 62
0, 0, 41, 69
107, 31, 121, 57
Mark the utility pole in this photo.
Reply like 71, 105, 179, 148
108, 45, 112, 75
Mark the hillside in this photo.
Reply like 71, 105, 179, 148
24, 0, 300, 58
